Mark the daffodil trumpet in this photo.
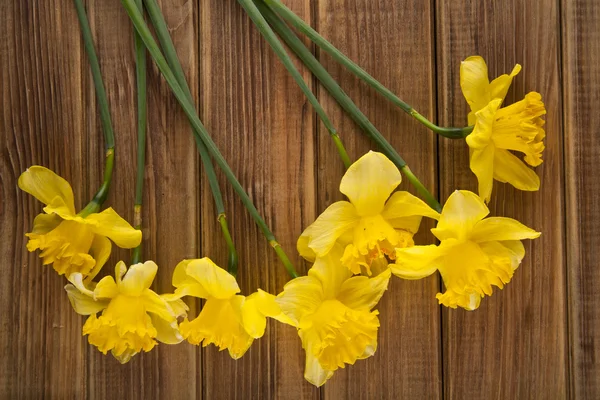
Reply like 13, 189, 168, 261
260, 0, 473, 139
253, 0, 442, 212
392, 190, 541, 310
121, 0, 297, 277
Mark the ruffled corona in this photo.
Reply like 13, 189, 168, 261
298, 151, 439, 275
18, 166, 141, 281
275, 248, 391, 386
65, 261, 186, 363
460, 56, 546, 202
391, 191, 540, 310
170, 258, 280, 359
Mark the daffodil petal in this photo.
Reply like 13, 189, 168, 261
470, 217, 541, 242
241, 293, 269, 339
469, 145, 496, 203
467, 99, 500, 150
308, 247, 352, 298
276, 276, 323, 326
337, 268, 391, 310
65, 284, 108, 315
18, 166, 76, 214
489, 63, 521, 103
175, 258, 240, 299
431, 190, 489, 241
119, 261, 158, 297
143, 289, 177, 323
381, 191, 440, 224
298, 201, 359, 258
339, 151, 401, 216
29, 213, 62, 234
162, 296, 189, 318
84, 208, 142, 248
94, 275, 119, 300
460, 56, 491, 114
304, 352, 334, 387
391, 244, 444, 279
150, 314, 183, 345
493, 149, 541, 191
85, 235, 112, 283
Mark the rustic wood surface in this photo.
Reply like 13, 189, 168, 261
0, 0, 596, 398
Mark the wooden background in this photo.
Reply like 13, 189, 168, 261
1, 0, 598, 398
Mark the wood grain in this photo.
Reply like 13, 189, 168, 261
199, 0, 318, 398
315, 1, 442, 398
562, 0, 600, 398
436, 1, 567, 398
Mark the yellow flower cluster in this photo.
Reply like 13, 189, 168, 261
18, 54, 544, 387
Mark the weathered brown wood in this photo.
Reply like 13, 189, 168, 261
0, 1, 89, 398
563, 1, 600, 398
436, 1, 567, 398
315, 1, 442, 398
199, 0, 318, 398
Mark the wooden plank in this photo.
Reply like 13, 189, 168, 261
562, 1, 600, 398
436, 1, 567, 398
0, 1, 89, 397
83, 2, 154, 399
199, 0, 319, 399
315, 1, 441, 398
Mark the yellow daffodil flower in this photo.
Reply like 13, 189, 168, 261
18, 166, 141, 280
275, 247, 391, 386
461, 56, 546, 202
391, 190, 540, 310
298, 151, 440, 275
170, 257, 280, 359
65, 261, 187, 363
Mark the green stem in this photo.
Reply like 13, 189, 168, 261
143, 0, 238, 275
131, 0, 147, 266
263, 0, 473, 139
74, 0, 116, 216
257, 2, 441, 212
237, 0, 351, 169
121, 0, 298, 278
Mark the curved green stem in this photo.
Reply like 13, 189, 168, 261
237, 0, 351, 169
263, 0, 473, 139
143, 0, 238, 275
121, 0, 298, 278
131, 0, 147, 266
74, 0, 116, 216
256, 1, 441, 212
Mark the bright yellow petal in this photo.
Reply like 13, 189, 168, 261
297, 235, 316, 262
339, 151, 401, 216
381, 191, 440, 227
337, 268, 391, 310
431, 190, 489, 241
470, 217, 541, 243
460, 56, 491, 115
174, 258, 240, 300
298, 201, 359, 258
276, 276, 323, 326
163, 296, 189, 318
85, 235, 112, 283
469, 145, 495, 203
479, 240, 526, 272
119, 261, 158, 297
150, 313, 184, 345
391, 244, 445, 280
18, 166, 76, 214
489, 63, 521, 103
84, 208, 142, 248
493, 149, 540, 191
65, 284, 108, 315
241, 292, 269, 339
244, 289, 296, 329
29, 213, 62, 234
304, 351, 334, 387
143, 289, 178, 323
466, 99, 500, 150
308, 247, 352, 298
94, 275, 119, 300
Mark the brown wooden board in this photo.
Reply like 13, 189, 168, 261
436, 1, 568, 398
562, 0, 600, 398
